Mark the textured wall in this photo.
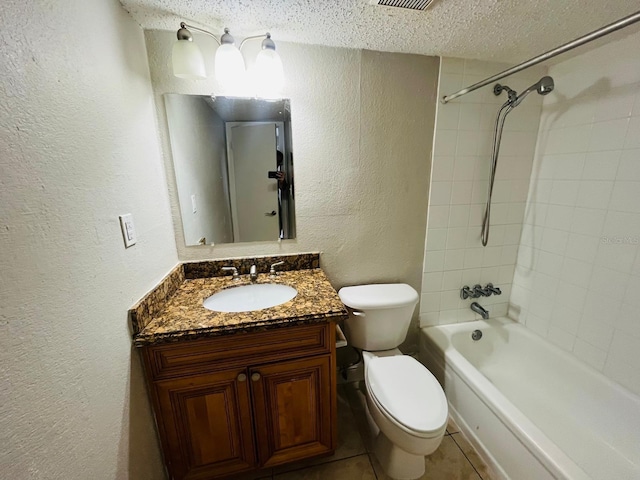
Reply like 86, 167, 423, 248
0, 1, 177, 478
510, 29, 640, 396
145, 31, 439, 346
420, 58, 545, 327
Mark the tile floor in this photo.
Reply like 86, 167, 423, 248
233, 382, 496, 480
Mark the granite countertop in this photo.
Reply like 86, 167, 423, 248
133, 268, 347, 346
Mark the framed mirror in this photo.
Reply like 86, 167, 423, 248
164, 94, 295, 246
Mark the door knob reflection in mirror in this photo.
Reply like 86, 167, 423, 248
264, 211, 277, 216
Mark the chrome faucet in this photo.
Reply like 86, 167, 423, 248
461, 283, 502, 299
269, 261, 285, 278
221, 266, 240, 281
473, 284, 490, 297
470, 302, 489, 320
249, 264, 258, 282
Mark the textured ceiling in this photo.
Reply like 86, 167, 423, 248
120, 0, 640, 62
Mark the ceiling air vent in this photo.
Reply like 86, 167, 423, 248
370, 0, 436, 11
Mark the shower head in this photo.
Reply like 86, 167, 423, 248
537, 76, 555, 94
512, 76, 555, 107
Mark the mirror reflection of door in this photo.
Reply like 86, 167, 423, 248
226, 122, 282, 242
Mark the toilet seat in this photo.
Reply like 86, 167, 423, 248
366, 355, 447, 437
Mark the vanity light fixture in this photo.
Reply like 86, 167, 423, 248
172, 22, 284, 94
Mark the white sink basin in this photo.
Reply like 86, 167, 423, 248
203, 283, 298, 313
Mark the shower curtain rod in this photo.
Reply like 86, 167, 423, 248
442, 10, 640, 104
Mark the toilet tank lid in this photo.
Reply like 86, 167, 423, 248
338, 283, 418, 310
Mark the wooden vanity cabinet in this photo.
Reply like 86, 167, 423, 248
141, 323, 337, 480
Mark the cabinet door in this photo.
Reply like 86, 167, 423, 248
155, 369, 257, 480
250, 355, 334, 467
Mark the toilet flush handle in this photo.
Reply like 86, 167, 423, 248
351, 310, 366, 317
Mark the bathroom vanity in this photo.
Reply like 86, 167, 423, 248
130, 254, 347, 480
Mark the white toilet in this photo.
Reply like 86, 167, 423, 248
338, 283, 448, 480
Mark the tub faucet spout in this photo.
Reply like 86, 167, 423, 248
470, 302, 489, 320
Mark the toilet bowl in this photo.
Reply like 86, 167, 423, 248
338, 284, 448, 480
364, 351, 447, 479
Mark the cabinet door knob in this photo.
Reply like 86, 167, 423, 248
251, 372, 261, 382
237, 373, 247, 382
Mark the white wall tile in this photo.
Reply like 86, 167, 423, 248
431, 156, 455, 181
548, 326, 575, 351
451, 181, 473, 204
422, 272, 443, 293
442, 270, 463, 290
448, 205, 470, 227
420, 293, 441, 313
507, 31, 640, 396
582, 151, 621, 180
604, 331, 640, 393
443, 249, 465, 270
616, 149, 640, 181
549, 180, 580, 206
570, 208, 606, 236
437, 104, 461, 131
573, 339, 607, 370
588, 118, 630, 152
609, 182, 640, 213
565, 233, 599, 262
428, 206, 450, 228
426, 228, 448, 251
424, 250, 445, 272
576, 181, 614, 209
624, 117, 640, 149
424, 57, 543, 331
446, 227, 468, 250
430, 182, 452, 205
434, 130, 458, 156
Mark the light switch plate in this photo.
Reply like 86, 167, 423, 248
119, 214, 136, 248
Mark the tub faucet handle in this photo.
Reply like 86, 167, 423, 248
473, 284, 490, 297
485, 283, 502, 295
460, 285, 475, 300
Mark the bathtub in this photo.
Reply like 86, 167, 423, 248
419, 317, 640, 480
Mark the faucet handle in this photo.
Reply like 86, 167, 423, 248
221, 266, 239, 280
460, 285, 475, 300
485, 283, 502, 295
269, 261, 285, 278
473, 284, 490, 297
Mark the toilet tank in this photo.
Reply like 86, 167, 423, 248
338, 284, 419, 351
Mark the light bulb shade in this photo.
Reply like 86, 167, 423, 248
172, 39, 206, 79
215, 43, 245, 91
253, 48, 284, 96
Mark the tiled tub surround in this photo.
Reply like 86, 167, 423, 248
130, 253, 347, 346
509, 29, 640, 396
421, 58, 545, 327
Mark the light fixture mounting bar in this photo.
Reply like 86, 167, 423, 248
179, 22, 221, 45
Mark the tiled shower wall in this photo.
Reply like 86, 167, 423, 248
420, 58, 545, 326
510, 30, 640, 396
